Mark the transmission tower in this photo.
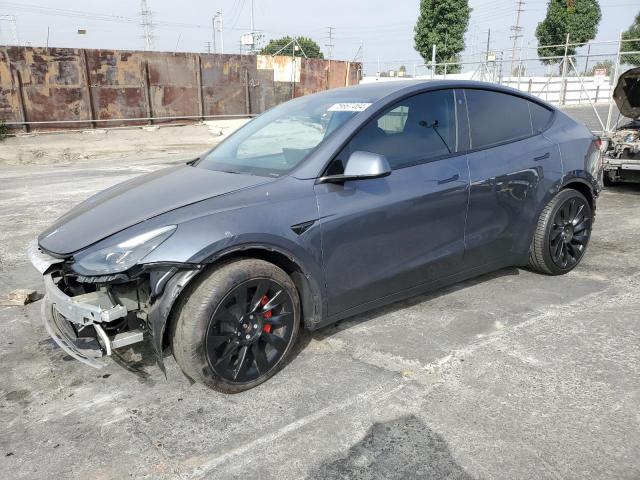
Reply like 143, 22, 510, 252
140, 0, 155, 51
0, 14, 20, 46
509, 0, 525, 75
325, 26, 335, 72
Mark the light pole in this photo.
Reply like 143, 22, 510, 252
212, 11, 224, 54
211, 15, 216, 53
216, 11, 224, 54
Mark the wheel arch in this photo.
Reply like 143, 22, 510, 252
560, 178, 596, 212
160, 244, 324, 353
518, 176, 597, 267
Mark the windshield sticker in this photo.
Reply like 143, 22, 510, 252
328, 102, 372, 112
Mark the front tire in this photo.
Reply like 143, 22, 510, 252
528, 189, 593, 275
171, 259, 300, 393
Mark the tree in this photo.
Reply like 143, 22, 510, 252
414, 0, 471, 74
260, 36, 324, 59
398, 65, 407, 76
621, 11, 640, 66
535, 0, 602, 65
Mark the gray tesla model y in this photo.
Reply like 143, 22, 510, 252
29, 80, 602, 392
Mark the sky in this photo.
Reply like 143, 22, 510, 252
0, 0, 637, 74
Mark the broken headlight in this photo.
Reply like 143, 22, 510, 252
72, 225, 177, 275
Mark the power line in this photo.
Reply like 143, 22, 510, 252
0, 2, 252, 32
230, 0, 247, 30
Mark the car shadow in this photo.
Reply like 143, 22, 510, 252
108, 267, 520, 383
310, 266, 520, 342
308, 414, 478, 480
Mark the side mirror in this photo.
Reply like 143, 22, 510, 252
318, 151, 392, 184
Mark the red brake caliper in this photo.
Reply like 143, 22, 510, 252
260, 295, 272, 333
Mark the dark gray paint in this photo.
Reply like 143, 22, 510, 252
39, 166, 274, 255
36, 80, 600, 345
315, 155, 469, 316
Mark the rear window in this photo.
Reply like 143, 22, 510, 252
529, 102, 553, 132
465, 89, 533, 149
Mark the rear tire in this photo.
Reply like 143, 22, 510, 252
528, 189, 592, 275
171, 259, 300, 393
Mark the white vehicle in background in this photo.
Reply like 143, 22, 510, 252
603, 67, 640, 185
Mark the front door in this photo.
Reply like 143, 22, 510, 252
315, 89, 470, 316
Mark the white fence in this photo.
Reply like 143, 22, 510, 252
362, 37, 640, 134
362, 73, 613, 105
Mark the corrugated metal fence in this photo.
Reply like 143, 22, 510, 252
0, 46, 361, 131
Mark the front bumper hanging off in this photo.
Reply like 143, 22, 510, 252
41, 275, 132, 368
28, 240, 144, 368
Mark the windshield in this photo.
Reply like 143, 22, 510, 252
196, 93, 375, 177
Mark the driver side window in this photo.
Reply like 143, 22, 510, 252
333, 89, 458, 172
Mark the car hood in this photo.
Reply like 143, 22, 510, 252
38, 165, 273, 255
614, 67, 640, 119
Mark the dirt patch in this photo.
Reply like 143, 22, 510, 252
0, 120, 248, 166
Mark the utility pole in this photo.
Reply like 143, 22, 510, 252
483, 28, 491, 80
205, 41, 212, 54
250, 0, 255, 53
509, 0, 525, 75
140, 0, 155, 51
431, 44, 436, 79
560, 33, 570, 105
485, 29, 491, 61
326, 26, 335, 82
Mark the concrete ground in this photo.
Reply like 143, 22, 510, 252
1, 113, 639, 480
560, 103, 620, 134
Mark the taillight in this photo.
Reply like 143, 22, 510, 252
594, 136, 603, 149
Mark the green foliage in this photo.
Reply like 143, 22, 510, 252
0, 121, 8, 141
535, 0, 602, 64
414, 0, 471, 74
260, 36, 324, 59
621, 11, 640, 66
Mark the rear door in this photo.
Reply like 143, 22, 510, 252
315, 89, 470, 316
461, 89, 560, 267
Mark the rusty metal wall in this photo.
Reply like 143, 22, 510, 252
0, 46, 361, 130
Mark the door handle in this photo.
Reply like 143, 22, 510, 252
533, 152, 550, 161
437, 173, 459, 185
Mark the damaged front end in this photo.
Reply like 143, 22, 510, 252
28, 240, 200, 370
603, 121, 640, 183
604, 67, 640, 183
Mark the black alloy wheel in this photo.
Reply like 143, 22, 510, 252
205, 279, 295, 383
171, 258, 301, 393
549, 196, 591, 269
528, 188, 593, 275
